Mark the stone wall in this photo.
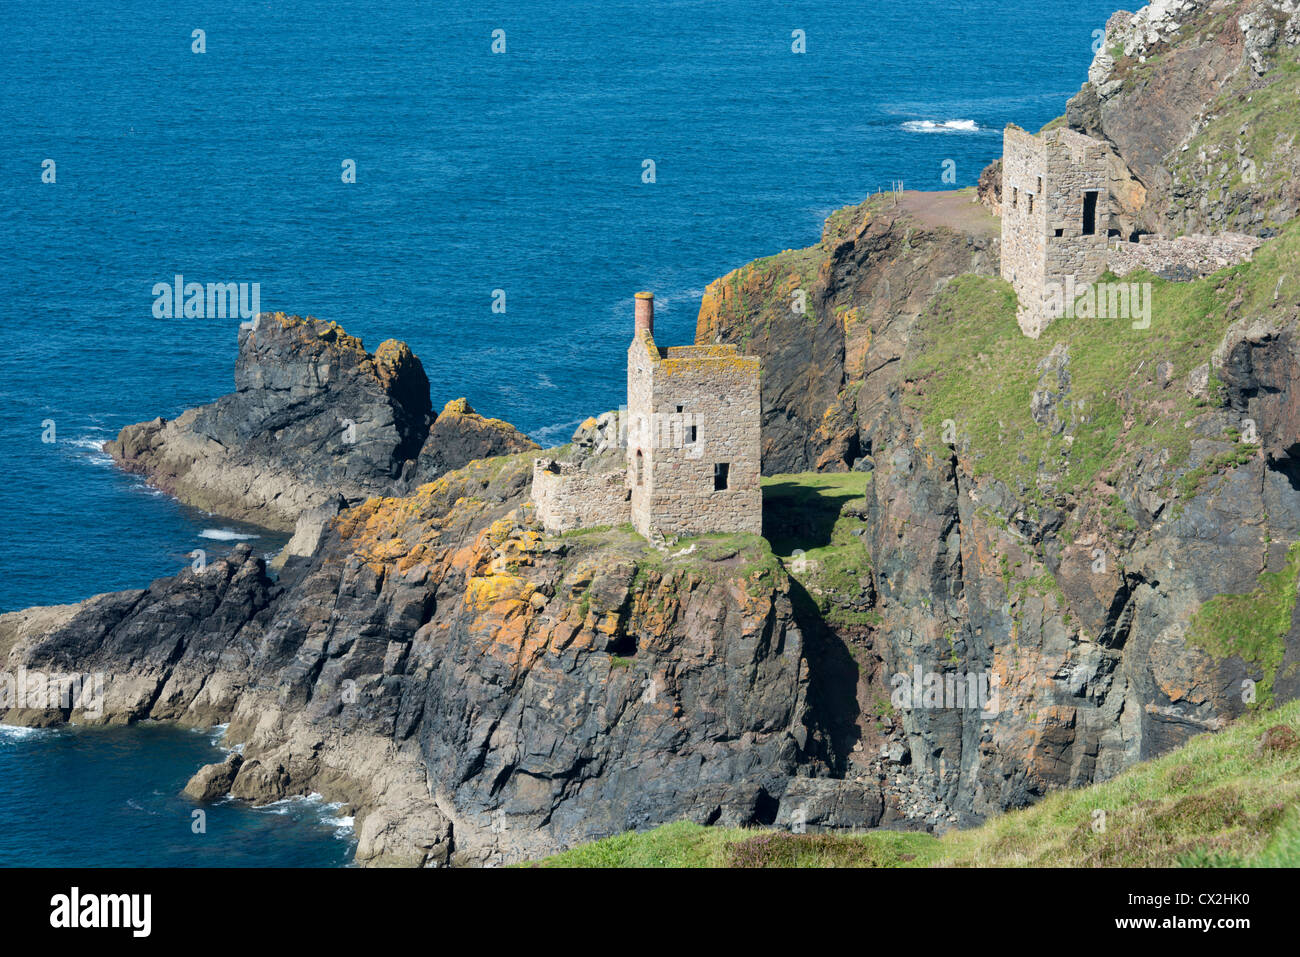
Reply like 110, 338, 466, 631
628, 336, 762, 538
1001, 125, 1048, 314
531, 456, 630, 534
1108, 232, 1263, 279
1001, 126, 1111, 336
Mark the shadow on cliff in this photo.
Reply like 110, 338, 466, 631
787, 576, 863, 775
762, 481, 859, 554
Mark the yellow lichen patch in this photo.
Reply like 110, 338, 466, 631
396, 550, 431, 577
441, 397, 473, 416
485, 517, 516, 547
367, 536, 411, 563
465, 573, 535, 612
656, 353, 760, 377
436, 398, 532, 445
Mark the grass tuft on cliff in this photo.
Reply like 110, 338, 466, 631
1185, 541, 1300, 709
531, 699, 1300, 867
762, 473, 872, 625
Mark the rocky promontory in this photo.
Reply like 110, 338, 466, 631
105, 312, 536, 530
0, 443, 825, 864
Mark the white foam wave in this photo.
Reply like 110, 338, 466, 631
322, 807, 356, 836
0, 724, 52, 740
901, 119, 981, 133
246, 792, 356, 841
531, 417, 586, 447
199, 528, 259, 541
68, 436, 113, 465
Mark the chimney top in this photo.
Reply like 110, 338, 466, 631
634, 291, 654, 337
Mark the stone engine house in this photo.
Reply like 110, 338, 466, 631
627, 292, 762, 538
1000, 124, 1111, 337
531, 292, 762, 539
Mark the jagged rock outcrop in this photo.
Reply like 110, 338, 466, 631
105, 313, 535, 530
977, 158, 1002, 215
410, 398, 538, 485
184, 753, 243, 801
1069, 0, 1300, 235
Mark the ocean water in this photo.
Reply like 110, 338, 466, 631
0, 0, 1121, 865
0, 724, 353, 867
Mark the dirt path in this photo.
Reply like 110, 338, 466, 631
890, 187, 1000, 238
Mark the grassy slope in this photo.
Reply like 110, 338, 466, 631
532, 700, 1300, 867
904, 218, 1300, 529
1186, 541, 1300, 707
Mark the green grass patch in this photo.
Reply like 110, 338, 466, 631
1186, 541, 1300, 707
901, 219, 1300, 528
762, 473, 872, 624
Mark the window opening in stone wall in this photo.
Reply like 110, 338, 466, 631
1012, 187, 1018, 209
1028, 194, 1034, 214
1037, 176, 1042, 194
1082, 190, 1098, 235
687, 425, 697, 444
713, 462, 729, 491
635, 449, 644, 486
1054, 228, 1064, 237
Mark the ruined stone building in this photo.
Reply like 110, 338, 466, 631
1000, 125, 1112, 337
531, 292, 762, 538
999, 124, 1263, 338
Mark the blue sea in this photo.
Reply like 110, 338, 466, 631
0, 0, 1121, 865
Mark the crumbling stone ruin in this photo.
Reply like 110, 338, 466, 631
1107, 231, 1264, 280
532, 292, 762, 538
1000, 124, 1264, 336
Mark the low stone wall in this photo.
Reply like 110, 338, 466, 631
531, 457, 630, 533
1108, 232, 1262, 280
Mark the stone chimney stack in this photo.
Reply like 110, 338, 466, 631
634, 291, 654, 338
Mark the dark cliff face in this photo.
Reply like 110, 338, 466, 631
216, 313, 433, 487
104, 313, 536, 530
0, 452, 813, 865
